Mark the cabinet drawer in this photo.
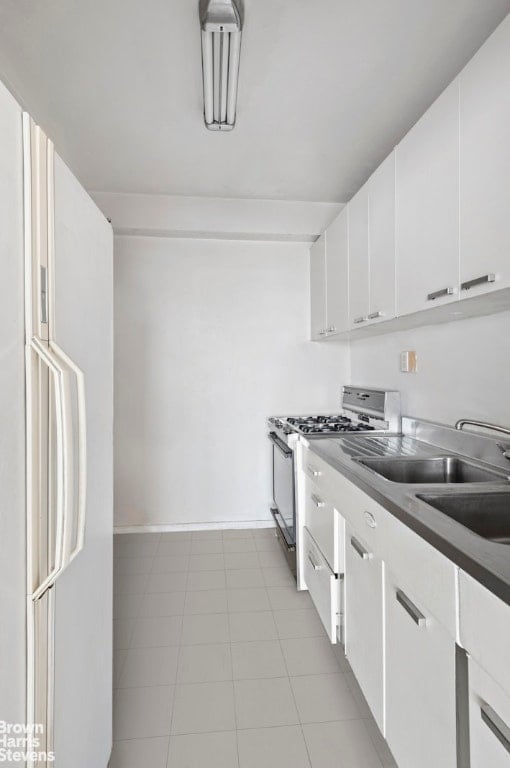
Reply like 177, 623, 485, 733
384, 511, 457, 636
302, 445, 343, 497
305, 477, 343, 573
303, 527, 339, 643
468, 658, 510, 768
385, 569, 457, 768
459, 571, 510, 696
336, 485, 389, 561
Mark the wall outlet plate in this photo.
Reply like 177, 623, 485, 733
400, 350, 418, 373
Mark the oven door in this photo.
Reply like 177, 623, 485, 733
268, 431, 296, 544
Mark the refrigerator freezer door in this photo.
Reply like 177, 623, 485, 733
51, 154, 113, 768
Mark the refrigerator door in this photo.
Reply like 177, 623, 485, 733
50, 153, 113, 767
0, 78, 26, 729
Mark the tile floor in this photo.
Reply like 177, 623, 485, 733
111, 527, 397, 768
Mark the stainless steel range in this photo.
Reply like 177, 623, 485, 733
267, 386, 401, 576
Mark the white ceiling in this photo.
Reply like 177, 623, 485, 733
0, 1, 508, 202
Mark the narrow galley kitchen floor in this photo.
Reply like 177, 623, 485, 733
112, 527, 396, 768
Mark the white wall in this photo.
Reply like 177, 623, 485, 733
350, 311, 510, 426
114, 236, 349, 528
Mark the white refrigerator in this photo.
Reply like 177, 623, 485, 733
0, 78, 113, 767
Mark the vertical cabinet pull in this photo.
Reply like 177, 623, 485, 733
311, 494, 325, 508
481, 704, 510, 755
396, 588, 427, 627
308, 552, 323, 571
461, 273, 496, 291
350, 536, 371, 560
307, 465, 321, 478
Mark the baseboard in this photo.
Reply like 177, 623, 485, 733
114, 519, 276, 534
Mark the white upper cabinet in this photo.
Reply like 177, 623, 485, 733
459, 16, 510, 297
325, 207, 349, 335
396, 80, 459, 317
368, 152, 396, 324
348, 184, 369, 329
310, 233, 326, 339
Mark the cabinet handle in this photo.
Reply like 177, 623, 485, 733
364, 511, 377, 529
353, 316, 367, 325
318, 329, 327, 336
350, 536, 371, 560
311, 493, 325, 508
461, 273, 496, 291
307, 464, 322, 478
308, 552, 323, 571
396, 588, 427, 627
427, 287, 454, 301
326, 326, 336, 333
367, 310, 385, 320
481, 703, 510, 755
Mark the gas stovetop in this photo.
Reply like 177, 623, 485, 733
286, 415, 374, 435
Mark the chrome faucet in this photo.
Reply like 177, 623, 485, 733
455, 419, 510, 459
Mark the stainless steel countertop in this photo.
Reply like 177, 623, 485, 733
305, 419, 510, 606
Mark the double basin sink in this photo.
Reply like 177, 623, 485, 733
356, 455, 510, 544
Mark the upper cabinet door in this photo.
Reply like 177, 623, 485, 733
459, 17, 510, 298
348, 184, 369, 329
310, 233, 326, 340
325, 207, 349, 335
368, 152, 396, 324
396, 81, 459, 317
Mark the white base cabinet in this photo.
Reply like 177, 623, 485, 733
302, 527, 340, 643
468, 659, 510, 767
344, 524, 384, 730
384, 569, 457, 768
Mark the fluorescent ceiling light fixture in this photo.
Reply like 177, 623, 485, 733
199, 0, 243, 131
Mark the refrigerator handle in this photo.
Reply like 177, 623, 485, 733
52, 343, 87, 563
29, 336, 74, 600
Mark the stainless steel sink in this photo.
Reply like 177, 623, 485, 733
357, 456, 508, 484
417, 492, 510, 544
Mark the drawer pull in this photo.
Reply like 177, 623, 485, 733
367, 310, 385, 320
353, 316, 367, 325
427, 286, 454, 301
307, 464, 322, 478
364, 511, 376, 529
308, 552, 323, 571
396, 588, 427, 627
350, 536, 371, 560
311, 493, 325, 508
461, 273, 496, 291
481, 704, 510, 755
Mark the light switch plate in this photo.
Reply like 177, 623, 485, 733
400, 350, 417, 373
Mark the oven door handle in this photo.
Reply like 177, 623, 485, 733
268, 431, 293, 457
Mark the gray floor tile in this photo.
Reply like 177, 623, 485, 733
224, 552, 260, 570
184, 589, 228, 615
190, 539, 224, 554
114, 618, 136, 650
146, 572, 188, 593
281, 636, 340, 676
222, 529, 254, 540
139, 591, 186, 618
152, 555, 190, 574
191, 529, 224, 541
290, 673, 360, 723
274, 609, 327, 640
227, 587, 271, 613
364, 715, 398, 767
231, 640, 287, 680
113, 649, 128, 688
252, 527, 277, 538
131, 615, 182, 647
113, 592, 143, 619
114, 572, 149, 595
302, 720, 383, 768
186, 570, 227, 591
177, 643, 232, 683
159, 531, 192, 542
113, 685, 174, 740
110, 737, 169, 768
257, 549, 287, 568
167, 731, 238, 768
229, 611, 278, 642
115, 538, 160, 558
234, 677, 299, 729
158, 539, 192, 556
119, 645, 180, 687
114, 556, 154, 575
267, 586, 314, 611
226, 568, 265, 589
181, 613, 230, 645
262, 567, 296, 588
344, 671, 372, 718
171, 681, 236, 734
189, 553, 226, 572
223, 538, 257, 553
254, 537, 281, 552
237, 725, 311, 768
